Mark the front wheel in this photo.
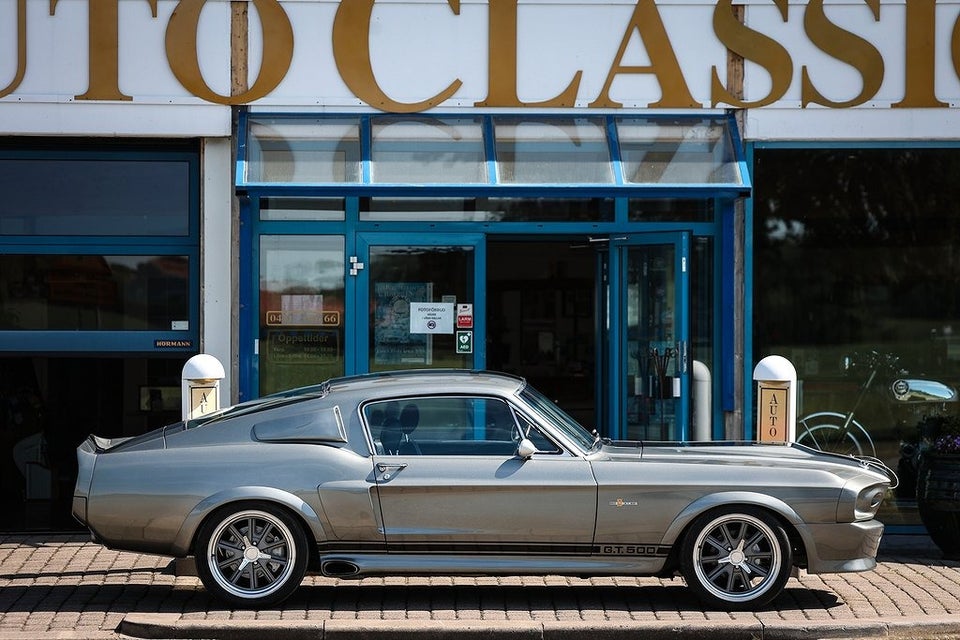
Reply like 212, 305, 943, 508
797, 412, 876, 457
195, 502, 309, 608
680, 507, 792, 610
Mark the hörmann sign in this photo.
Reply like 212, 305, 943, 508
2, 0, 959, 111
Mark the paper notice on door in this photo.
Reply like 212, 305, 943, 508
410, 302, 454, 334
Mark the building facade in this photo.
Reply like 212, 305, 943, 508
2, 0, 960, 531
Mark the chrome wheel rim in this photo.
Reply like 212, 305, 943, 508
692, 513, 782, 604
206, 509, 297, 600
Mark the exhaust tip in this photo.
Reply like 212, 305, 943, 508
321, 560, 361, 578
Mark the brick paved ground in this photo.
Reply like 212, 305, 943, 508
0, 534, 958, 639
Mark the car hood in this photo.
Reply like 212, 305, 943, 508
598, 440, 895, 484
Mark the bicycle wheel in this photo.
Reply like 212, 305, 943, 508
796, 412, 876, 457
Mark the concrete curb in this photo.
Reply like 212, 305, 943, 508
0, 633, 119, 640
117, 613, 960, 640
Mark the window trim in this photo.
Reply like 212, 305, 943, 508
360, 393, 572, 458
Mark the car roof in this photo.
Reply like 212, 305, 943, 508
322, 369, 528, 398
192, 370, 528, 429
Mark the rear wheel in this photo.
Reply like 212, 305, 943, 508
195, 502, 308, 607
680, 507, 792, 610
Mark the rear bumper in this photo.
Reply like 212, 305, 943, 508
72, 436, 99, 527
800, 519, 884, 574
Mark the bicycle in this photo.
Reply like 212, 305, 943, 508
796, 351, 957, 459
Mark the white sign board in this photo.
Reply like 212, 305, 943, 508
410, 303, 454, 334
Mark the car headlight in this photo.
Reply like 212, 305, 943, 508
854, 483, 887, 521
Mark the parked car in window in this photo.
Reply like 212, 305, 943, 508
73, 369, 894, 610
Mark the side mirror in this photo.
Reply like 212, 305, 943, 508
516, 438, 537, 459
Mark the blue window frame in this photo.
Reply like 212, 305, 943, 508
0, 144, 201, 353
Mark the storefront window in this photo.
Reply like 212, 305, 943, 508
0, 255, 189, 331
361, 198, 614, 222
628, 199, 714, 223
494, 117, 613, 184
690, 236, 715, 436
617, 117, 741, 185
260, 197, 345, 221
752, 147, 960, 527
362, 198, 491, 221
241, 113, 747, 193
0, 158, 191, 236
259, 236, 345, 395
371, 116, 487, 184
245, 117, 360, 183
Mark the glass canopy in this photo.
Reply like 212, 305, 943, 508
238, 112, 750, 196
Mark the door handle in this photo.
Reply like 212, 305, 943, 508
376, 463, 407, 482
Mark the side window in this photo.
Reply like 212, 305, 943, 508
365, 396, 546, 456
516, 412, 562, 453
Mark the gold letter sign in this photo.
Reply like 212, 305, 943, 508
758, 385, 789, 443
166, 0, 293, 105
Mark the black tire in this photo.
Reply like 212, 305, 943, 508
195, 502, 309, 608
680, 507, 792, 610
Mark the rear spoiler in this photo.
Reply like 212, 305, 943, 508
82, 434, 132, 453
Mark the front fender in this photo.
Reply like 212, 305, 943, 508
171, 486, 328, 556
658, 491, 806, 547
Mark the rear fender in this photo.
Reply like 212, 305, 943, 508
171, 486, 327, 556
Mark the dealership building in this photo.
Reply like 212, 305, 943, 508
2, 0, 960, 531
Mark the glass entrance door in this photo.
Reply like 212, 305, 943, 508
609, 233, 690, 441
357, 234, 485, 373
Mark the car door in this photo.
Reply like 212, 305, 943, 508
366, 395, 597, 553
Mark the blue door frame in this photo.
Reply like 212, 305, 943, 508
354, 232, 487, 373
606, 232, 691, 440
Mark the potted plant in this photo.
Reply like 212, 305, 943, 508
916, 414, 960, 559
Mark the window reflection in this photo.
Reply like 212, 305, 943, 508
0, 255, 189, 331
259, 236, 345, 395
368, 245, 473, 372
260, 197, 345, 221
617, 117, 740, 184
690, 237, 714, 439
371, 116, 487, 184
242, 114, 746, 190
753, 147, 960, 527
361, 198, 613, 222
494, 118, 613, 184
246, 117, 360, 183
0, 158, 190, 236
629, 199, 714, 223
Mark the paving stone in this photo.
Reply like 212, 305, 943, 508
0, 534, 957, 639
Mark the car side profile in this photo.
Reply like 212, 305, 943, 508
73, 369, 894, 610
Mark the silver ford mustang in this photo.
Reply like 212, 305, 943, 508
73, 370, 894, 610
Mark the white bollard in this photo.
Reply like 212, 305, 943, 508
181, 354, 226, 421
752, 355, 797, 444
692, 360, 712, 441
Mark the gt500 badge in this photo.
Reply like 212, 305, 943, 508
599, 545, 661, 556
609, 498, 638, 507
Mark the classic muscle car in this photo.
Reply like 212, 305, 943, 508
73, 369, 893, 610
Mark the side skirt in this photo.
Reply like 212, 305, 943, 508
315, 551, 671, 579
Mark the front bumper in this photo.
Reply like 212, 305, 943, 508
800, 519, 884, 574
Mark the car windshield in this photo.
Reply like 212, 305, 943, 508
519, 385, 597, 452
